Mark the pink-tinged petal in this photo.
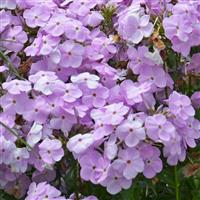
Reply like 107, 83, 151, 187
52, 25, 65, 37
70, 88, 82, 98
71, 43, 84, 55
123, 165, 138, 179
159, 130, 171, 141
50, 50, 61, 64
82, 96, 93, 107
133, 159, 145, 172
125, 133, 139, 147
107, 181, 121, 195
142, 23, 153, 37
140, 15, 150, 27
143, 167, 156, 178
176, 30, 189, 42
184, 106, 195, 117
40, 44, 52, 55
93, 97, 106, 108
152, 160, 163, 172
87, 80, 99, 89
69, 55, 83, 68
52, 149, 64, 161
186, 137, 196, 148
104, 142, 118, 160
121, 178, 132, 189
40, 151, 53, 164
63, 94, 76, 103
130, 30, 143, 44
80, 167, 91, 181
123, 15, 138, 38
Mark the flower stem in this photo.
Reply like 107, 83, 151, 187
0, 121, 32, 150
75, 163, 80, 200
174, 166, 180, 200
0, 50, 25, 80
164, 61, 170, 99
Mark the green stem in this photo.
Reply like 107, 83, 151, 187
0, 121, 53, 171
187, 73, 192, 95
174, 166, 180, 200
164, 61, 169, 99
75, 163, 80, 200
0, 50, 25, 80
0, 39, 23, 43
0, 121, 32, 150
153, 16, 159, 26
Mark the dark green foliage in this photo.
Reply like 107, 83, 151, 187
0, 190, 21, 200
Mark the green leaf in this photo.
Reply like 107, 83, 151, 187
0, 190, 20, 200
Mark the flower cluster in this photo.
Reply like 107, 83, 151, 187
25, 182, 66, 200
163, 0, 200, 56
0, 0, 200, 199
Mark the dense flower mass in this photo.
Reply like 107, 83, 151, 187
0, 0, 200, 199
25, 182, 66, 200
